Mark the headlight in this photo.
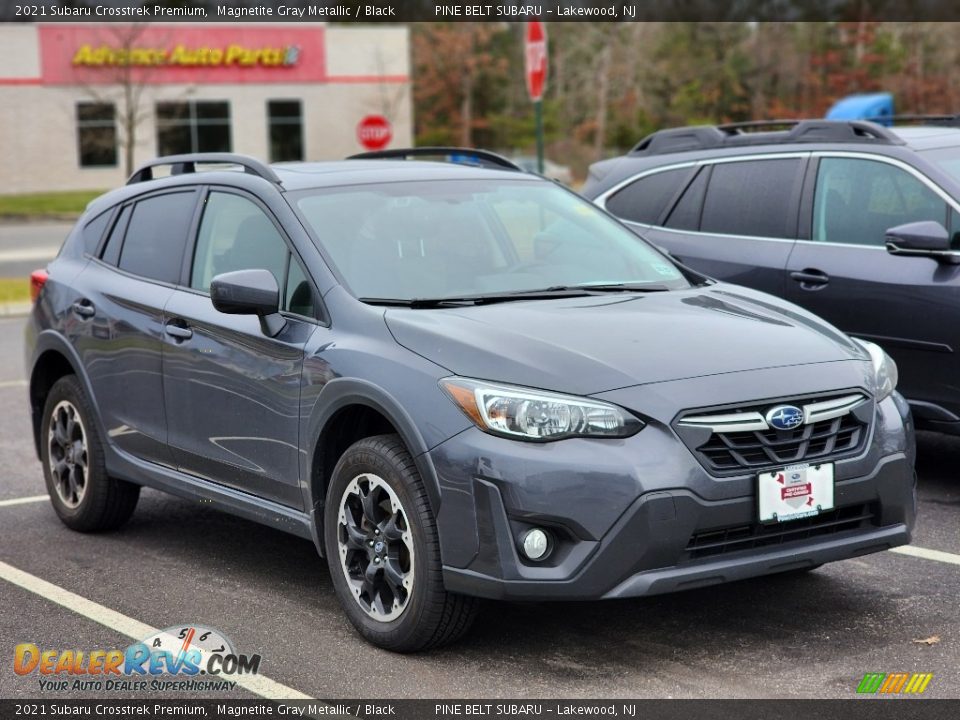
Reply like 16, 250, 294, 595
854, 338, 898, 401
440, 377, 643, 441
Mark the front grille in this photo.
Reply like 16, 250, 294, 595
685, 503, 878, 560
700, 412, 866, 472
675, 392, 872, 475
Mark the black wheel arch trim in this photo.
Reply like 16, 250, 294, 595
303, 377, 444, 557
29, 330, 105, 460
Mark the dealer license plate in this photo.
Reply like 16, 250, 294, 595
758, 463, 834, 523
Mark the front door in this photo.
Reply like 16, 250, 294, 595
162, 189, 318, 507
785, 154, 960, 423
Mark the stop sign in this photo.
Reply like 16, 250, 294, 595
524, 21, 548, 102
357, 115, 392, 151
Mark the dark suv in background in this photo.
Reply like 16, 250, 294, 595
583, 119, 960, 435
26, 150, 915, 652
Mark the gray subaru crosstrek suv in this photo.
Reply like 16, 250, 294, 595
25, 150, 916, 652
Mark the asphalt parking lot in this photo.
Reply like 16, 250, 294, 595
0, 313, 957, 701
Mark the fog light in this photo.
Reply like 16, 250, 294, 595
521, 528, 550, 561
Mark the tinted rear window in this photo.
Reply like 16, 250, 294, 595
81, 211, 111, 254
604, 167, 690, 224
100, 205, 131, 266
700, 159, 802, 238
665, 166, 709, 230
117, 192, 196, 284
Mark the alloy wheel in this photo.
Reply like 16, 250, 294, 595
337, 473, 415, 622
47, 400, 88, 509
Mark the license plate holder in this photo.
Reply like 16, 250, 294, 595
758, 463, 835, 523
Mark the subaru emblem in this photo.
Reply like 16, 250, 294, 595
766, 404, 805, 430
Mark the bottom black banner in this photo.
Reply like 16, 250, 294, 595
3, 699, 958, 720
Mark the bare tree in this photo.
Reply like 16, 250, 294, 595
78, 24, 185, 177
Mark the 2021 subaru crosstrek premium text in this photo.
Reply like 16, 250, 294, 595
25, 150, 916, 652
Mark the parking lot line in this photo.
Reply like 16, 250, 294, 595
0, 495, 47, 507
890, 544, 960, 566
0, 379, 27, 388
0, 560, 313, 701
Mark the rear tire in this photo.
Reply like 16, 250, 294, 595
324, 434, 478, 652
40, 375, 140, 532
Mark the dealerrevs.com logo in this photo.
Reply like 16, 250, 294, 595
14, 625, 261, 693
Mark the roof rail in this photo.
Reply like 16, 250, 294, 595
629, 119, 903, 156
348, 146, 523, 171
872, 114, 960, 127
127, 153, 282, 186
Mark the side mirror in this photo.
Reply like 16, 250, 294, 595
210, 269, 286, 337
885, 221, 959, 263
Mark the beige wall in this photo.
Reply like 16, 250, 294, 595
0, 25, 41, 80
0, 24, 411, 194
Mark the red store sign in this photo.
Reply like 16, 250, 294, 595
38, 25, 328, 84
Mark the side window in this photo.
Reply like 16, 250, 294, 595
604, 167, 691, 225
81, 211, 111, 255
812, 157, 948, 247
191, 192, 288, 292
664, 166, 709, 230
950, 207, 960, 249
700, 159, 802, 238
285, 258, 315, 318
100, 204, 131, 267
117, 192, 196, 284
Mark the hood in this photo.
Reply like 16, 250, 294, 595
385, 285, 865, 396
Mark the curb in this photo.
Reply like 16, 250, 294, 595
0, 302, 31, 317
0, 214, 81, 225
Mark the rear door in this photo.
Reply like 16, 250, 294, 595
161, 188, 320, 508
602, 155, 808, 296
70, 189, 199, 467
785, 152, 960, 423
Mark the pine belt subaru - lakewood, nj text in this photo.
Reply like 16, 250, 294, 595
25, 149, 916, 652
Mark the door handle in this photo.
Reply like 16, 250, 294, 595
164, 323, 193, 341
789, 269, 830, 289
71, 300, 95, 318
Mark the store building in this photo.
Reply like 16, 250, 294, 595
0, 23, 411, 193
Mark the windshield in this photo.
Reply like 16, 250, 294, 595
293, 179, 691, 302
921, 146, 960, 182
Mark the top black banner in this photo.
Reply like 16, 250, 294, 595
5, 1, 960, 23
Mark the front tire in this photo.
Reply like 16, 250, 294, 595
40, 375, 140, 532
324, 434, 478, 652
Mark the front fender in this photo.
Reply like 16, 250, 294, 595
301, 377, 448, 556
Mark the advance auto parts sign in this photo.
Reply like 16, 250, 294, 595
71, 43, 301, 69
39, 26, 327, 84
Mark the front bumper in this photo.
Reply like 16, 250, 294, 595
431, 381, 916, 602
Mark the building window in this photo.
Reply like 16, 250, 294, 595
267, 100, 304, 162
76, 103, 118, 167
156, 101, 231, 156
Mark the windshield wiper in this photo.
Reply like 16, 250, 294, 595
360, 288, 598, 308
544, 283, 674, 293
359, 284, 675, 309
